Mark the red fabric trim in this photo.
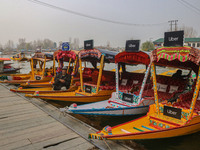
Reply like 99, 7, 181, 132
56, 50, 77, 61
78, 49, 101, 60
115, 51, 150, 65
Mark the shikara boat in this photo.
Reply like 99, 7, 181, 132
11, 50, 80, 93
63, 40, 155, 116
1, 52, 54, 85
10, 52, 27, 61
26, 40, 118, 102
89, 31, 200, 140
0, 61, 21, 74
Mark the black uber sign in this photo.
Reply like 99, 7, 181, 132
163, 105, 182, 119
164, 31, 184, 47
85, 85, 92, 93
84, 40, 93, 50
125, 40, 140, 52
122, 93, 133, 103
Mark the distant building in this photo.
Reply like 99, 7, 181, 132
153, 38, 200, 48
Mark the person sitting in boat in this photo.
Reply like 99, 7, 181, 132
53, 66, 71, 90
172, 69, 190, 79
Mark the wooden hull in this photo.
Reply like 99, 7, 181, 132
67, 99, 150, 116
106, 116, 200, 140
10, 85, 78, 94
10, 57, 21, 61
20, 77, 53, 87
26, 90, 114, 103
20, 82, 53, 88
0, 68, 21, 74
1, 76, 52, 85
89, 102, 200, 140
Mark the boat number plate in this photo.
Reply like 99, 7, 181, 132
163, 105, 182, 119
122, 93, 133, 103
85, 85, 92, 93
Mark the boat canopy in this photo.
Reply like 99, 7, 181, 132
32, 52, 54, 62
115, 51, 150, 65
78, 48, 118, 63
56, 50, 79, 62
151, 46, 200, 74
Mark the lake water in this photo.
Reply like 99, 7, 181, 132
3, 55, 200, 150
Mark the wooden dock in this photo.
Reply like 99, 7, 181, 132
0, 84, 130, 150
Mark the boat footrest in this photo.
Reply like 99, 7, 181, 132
141, 125, 154, 131
133, 127, 144, 132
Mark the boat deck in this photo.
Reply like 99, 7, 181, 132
0, 84, 129, 150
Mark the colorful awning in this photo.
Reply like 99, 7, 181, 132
78, 48, 118, 63
56, 50, 78, 62
151, 46, 200, 73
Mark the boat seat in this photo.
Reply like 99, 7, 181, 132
134, 75, 187, 101
84, 82, 115, 91
119, 72, 145, 92
173, 80, 200, 113
173, 91, 200, 113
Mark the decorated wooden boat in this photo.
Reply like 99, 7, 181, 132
89, 31, 200, 140
1, 52, 54, 85
10, 52, 27, 61
11, 49, 80, 93
63, 40, 156, 116
26, 40, 118, 102
10, 85, 78, 94
0, 62, 21, 74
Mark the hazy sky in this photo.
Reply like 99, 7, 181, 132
0, 0, 200, 47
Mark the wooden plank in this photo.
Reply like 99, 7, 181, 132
0, 125, 72, 146
0, 109, 45, 121
0, 112, 48, 127
14, 133, 80, 150
66, 142, 95, 150
0, 108, 40, 119
0, 92, 17, 98
0, 100, 29, 107
0, 115, 54, 131
0, 96, 23, 102
0, 139, 31, 150
29, 128, 74, 143
0, 117, 55, 135
46, 137, 90, 150
0, 122, 61, 140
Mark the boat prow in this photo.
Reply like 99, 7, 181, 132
64, 92, 154, 116
25, 88, 114, 103
89, 104, 200, 140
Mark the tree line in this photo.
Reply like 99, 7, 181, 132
0, 38, 57, 52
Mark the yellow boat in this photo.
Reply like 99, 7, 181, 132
10, 52, 27, 61
11, 50, 80, 92
1, 52, 54, 85
89, 31, 200, 140
26, 40, 118, 102
10, 85, 78, 94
